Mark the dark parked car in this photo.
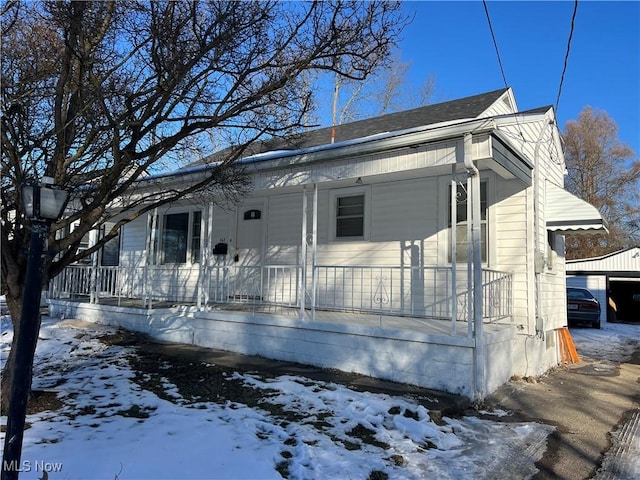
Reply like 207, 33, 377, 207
567, 287, 601, 329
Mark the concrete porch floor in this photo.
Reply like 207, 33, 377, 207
49, 295, 513, 339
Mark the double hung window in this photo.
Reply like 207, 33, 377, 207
160, 211, 202, 264
449, 182, 488, 263
336, 194, 365, 238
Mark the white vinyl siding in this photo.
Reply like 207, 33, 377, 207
493, 182, 530, 328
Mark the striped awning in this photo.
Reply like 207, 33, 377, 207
546, 184, 608, 234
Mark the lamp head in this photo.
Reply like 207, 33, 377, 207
21, 178, 70, 222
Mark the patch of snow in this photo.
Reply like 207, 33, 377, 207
570, 322, 640, 362
0, 317, 557, 479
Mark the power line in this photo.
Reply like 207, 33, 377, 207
482, 0, 509, 89
482, 0, 524, 140
556, 0, 579, 115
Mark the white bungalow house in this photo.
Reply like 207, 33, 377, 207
49, 88, 607, 399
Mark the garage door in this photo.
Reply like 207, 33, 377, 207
609, 278, 640, 322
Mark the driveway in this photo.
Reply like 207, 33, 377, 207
481, 323, 640, 479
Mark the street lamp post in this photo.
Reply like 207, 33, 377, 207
2, 178, 69, 480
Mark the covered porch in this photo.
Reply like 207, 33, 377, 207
48, 260, 517, 399
49, 262, 513, 334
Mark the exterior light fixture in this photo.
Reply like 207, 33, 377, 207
20, 176, 69, 222
3, 176, 70, 480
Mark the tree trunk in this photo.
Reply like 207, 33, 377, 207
1, 293, 23, 413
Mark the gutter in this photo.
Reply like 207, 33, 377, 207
132, 118, 498, 189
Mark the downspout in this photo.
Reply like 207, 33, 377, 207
464, 133, 485, 400
532, 117, 554, 336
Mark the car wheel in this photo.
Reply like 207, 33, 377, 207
593, 319, 601, 329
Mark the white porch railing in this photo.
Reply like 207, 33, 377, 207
50, 264, 512, 324
206, 265, 301, 307
314, 265, 512, 323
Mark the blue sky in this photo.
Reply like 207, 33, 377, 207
398, 0, 639, 157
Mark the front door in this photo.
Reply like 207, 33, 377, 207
232, 202, 265, 301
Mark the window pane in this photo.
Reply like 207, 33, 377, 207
449, 183, 487, 224
337, 217, 364, 237
449, 182, 488, 262
101, 233, 120, 266
336, 195, 364, 237
163, 213, 188, 264
453, 223, 487, 262
191, 211, 202, 264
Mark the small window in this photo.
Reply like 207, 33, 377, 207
101, 232, 120, 266
336, 194, 365, 238
191, 211, 202, 264
162, 213, 189, 264
546, 230, 556, 270
160, 211, 203, 264
448, 182, 488, 263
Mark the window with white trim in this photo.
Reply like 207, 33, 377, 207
448, 181, 488, 263
160, 211, 202, 264
336, 194, 365, 238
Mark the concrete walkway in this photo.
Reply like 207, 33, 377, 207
483, 356, 640, 479
593, 408, 640, 480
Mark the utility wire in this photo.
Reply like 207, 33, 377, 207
482, 0, 509, 89
482, 0, 524, 140
555, 0, 579, 115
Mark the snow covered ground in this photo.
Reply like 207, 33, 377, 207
0, 311, 637, 480
569, 321, 640, 363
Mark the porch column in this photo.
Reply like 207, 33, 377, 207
144, 208, 158, 310
89, 229, 99, 304
204, 202, 215, 311
464, 132, 485, 400
198, 202, 213, 311
466, 173, 473, 339
311, 183, 318, 321
300, 187, 308, 320
450, 165, 457, 334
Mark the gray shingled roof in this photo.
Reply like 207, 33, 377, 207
264, 87, 510, 151
193, 88, 510, 166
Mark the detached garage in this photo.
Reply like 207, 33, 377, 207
566, 247, 640, 324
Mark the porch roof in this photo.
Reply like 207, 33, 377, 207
546, 183, 608, 234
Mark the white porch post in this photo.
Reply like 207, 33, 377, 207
311, 183, 318, 321
450, 165, 458, 334
144, 208, 158, 310
198, 203, 213, 311
464, 132, 485, 400
300, 187, 308, 320
466, 173, 473, 339
203, 202, 214, 311
89, 229, 99, 304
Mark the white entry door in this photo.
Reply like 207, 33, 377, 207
233, 202, 265, 300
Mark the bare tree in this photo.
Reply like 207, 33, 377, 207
328, 52, 439, 126
1, 0, 409, 410
562, 106, 640, 259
